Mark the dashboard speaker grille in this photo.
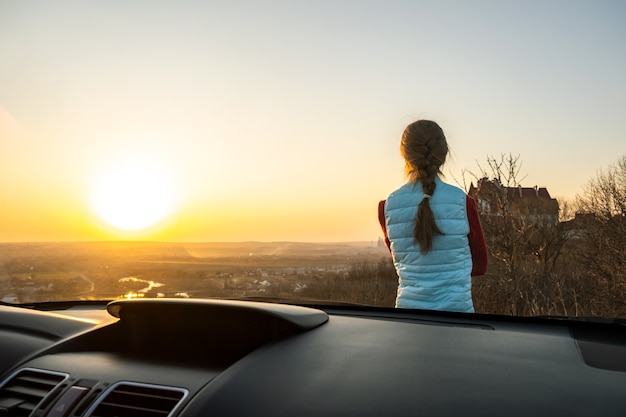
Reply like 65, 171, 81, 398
85, 382, 187, 417
0, 368, 68, 417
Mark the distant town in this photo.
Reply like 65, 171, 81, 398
0, 241, 390, 304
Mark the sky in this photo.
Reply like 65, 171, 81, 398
1, 0, 625, 242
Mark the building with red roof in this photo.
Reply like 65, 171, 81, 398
468, 178, 560, 227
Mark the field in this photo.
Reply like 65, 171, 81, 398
0, 241, 395, 305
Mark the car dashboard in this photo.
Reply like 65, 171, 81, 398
0, 298, 625, 417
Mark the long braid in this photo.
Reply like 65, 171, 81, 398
400, 120, 448, 253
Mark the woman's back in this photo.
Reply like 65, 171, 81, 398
385, 177, 473, 312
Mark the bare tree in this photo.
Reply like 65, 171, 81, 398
466, 155, 527, 314
558, 198, 576, 222
577, 156, 626, 219
467, 154, 572, 316
573, 155, 626, 316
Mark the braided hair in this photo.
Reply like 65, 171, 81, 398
400, 120, 449, 253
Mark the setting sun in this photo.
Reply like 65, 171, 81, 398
89, 158, 178, 233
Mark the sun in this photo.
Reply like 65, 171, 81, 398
90, 158, 178, 233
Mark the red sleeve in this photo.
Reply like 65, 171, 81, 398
467, 195, 488, 276
378, 200, 391, 252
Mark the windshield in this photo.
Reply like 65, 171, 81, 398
1, 1, 624, 318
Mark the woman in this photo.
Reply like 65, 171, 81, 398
379, 120, 488, 313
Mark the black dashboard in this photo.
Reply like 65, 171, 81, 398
0, 298, 625, 417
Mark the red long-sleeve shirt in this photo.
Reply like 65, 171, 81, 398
378, 195, 488, 276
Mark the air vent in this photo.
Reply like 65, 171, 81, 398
85, 382, 187, 417
0, 368, 68, 417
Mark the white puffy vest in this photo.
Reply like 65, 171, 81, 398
385, 176, 474, 313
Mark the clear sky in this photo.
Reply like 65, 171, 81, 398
1, 0, 625, 242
